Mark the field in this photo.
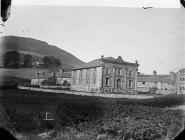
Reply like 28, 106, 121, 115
0, 89, 185, 139
0, 68, 49, 80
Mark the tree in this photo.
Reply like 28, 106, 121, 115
23, 54, 32, 68
42, 56, 61, 68
42, 56, 51, 67
3, 51, 21, 68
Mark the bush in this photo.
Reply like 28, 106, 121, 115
55, 103, 185, 140
55, 101, 104, 130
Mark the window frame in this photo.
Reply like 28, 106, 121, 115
128, 80, 133, 89
105, 78, 110, 87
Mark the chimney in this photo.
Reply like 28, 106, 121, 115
170, 72, 176, 81
117, 56, 123, 62
101, 55, 104, 59
153, 70, 157, 77
137, 72, 140, 76
135, 60, 138, 64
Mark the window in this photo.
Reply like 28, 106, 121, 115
129, 70, 132, 77
92, 68, 97, 84
118, 68, 122, 75
105, 67, 110, 74
117, 79, 122, 89
114, 68, 117, 75
180, 78, 182, 81
36, 72, 39, 76
105, 78, 110, 86
86, 69, 90, 84
79, 70, 82, 84
142, 82, 145, 85
73, 71, 76, 85
128, 80, 132, 88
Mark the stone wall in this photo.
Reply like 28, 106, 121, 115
176, 69, 185, 94
70, 62, 138, 94
102, 62, 138, 93
71, 67, 102, 92
137, 81, 176, 94
17, 86, 154, 99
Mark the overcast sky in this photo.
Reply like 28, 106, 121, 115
12, 0, 180, 8
2, 5, 184, 74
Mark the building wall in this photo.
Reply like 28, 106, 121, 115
71, 62, 138, 93
70, 67, 102, 92
102, 62, 138, 94
57, 78, 71, 85
137, 81, 175, 94
31, 79, 45, 85
176, 69, 185, 94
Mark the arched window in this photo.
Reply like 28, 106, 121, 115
118, 68, 122, 75
86, 69, 90, 84
73, 71, 76, 85
79, 70, 82, 84
92, 68, 97, 84
129, 70, 132, 77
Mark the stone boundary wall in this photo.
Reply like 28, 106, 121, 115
17, 86, 154, 99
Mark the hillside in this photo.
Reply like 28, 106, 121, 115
0, 36, 84, 68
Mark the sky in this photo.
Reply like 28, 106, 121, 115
12, 0, 180, 8
1, 2, 185, 74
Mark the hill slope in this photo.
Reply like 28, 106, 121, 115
0, 36, 84, 68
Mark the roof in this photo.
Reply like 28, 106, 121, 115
56, 72, 71, 78
170, 67, 185, 73
138, 75, 174, 84
42, 75, 57, 85
32, 72, 51, 79
73, 56, 138, 70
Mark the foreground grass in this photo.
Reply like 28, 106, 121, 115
0, 89, 185, 139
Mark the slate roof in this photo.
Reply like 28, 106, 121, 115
56, 72, 71, 78
32, 72, 51, 79
73, 56, 138, 70
138, 75, 174, 84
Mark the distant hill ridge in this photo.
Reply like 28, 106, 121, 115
0, 36, 84, 68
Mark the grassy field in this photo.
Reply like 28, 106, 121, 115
0, 68, 49, 80
0, 89, 185, 139
1, 89, 185, 113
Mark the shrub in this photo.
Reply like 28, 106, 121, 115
55, 103, 185, 140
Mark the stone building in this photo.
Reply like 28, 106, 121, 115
137, 71, 176, 94
31, 71, 51, 85
56, 72, 71, 86
71, 56, 139, 94
172, 68, 185, 94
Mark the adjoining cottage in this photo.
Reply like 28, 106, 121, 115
71, 55, 139, 94
56, 72, 71, 86
31, 71, 51, 85
41, 72, 57, 86
137, 71, 176, 94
